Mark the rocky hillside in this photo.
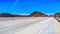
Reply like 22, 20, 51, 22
0, 13, 30, 17
29, 11, 48, 17
53, 12, 60, 17
0, 12, 50, 17
0, 13, 21, 17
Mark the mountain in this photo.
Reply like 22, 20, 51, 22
12, 14, 21, 17
0, 13, 29, 17
53, 12, 60, 17
0, 12, 49, 17
0, 13, 21, 17
29, 11, 48, 17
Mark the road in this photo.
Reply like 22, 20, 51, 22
0, 17, 60, 34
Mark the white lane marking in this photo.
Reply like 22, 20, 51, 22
37, 18, 55, 34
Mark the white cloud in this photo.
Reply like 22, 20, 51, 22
13, 0, 20, 7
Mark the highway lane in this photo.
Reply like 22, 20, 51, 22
38, 18, 55, 34
14, 18, 55, 34
0, 17, 49, 27
0, 17, 49, 34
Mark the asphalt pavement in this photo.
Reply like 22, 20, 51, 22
0, 17, 60, 34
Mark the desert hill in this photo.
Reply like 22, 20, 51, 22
53, 12, 60, 17
29, 11, 48, 17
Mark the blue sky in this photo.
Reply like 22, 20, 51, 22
0, 0, 60, 15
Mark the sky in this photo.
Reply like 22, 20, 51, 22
0, 0, 60, 15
